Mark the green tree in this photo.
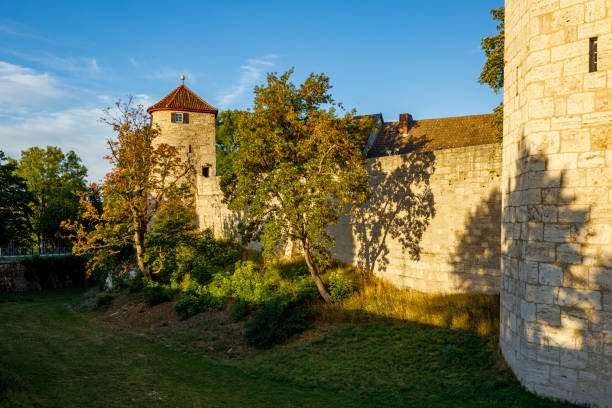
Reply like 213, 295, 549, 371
14, 146, 87, 246
479, 6, 504, 138
216, 110, 245, 177
62, 99, 195, 279
223, 69, 375, 303
0, 151, 36, 247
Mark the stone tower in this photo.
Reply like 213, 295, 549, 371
147, 80, 218, 180
503, 1, 611, 406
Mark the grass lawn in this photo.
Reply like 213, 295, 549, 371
0, 289, 576, 407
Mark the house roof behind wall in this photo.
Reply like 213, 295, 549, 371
367, 113, 498, 158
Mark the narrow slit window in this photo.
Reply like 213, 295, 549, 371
589, 37, 598, 72
188, 144, 192, 153
516, 66, 519, 96
202, 166, 210, 177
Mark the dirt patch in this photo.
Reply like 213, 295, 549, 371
90, 291, 344, 359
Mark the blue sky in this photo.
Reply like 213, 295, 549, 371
0, 0, 503, 181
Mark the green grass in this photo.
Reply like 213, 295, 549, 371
0, 289, 577, 407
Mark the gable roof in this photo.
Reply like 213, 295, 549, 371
367, 113, 499, 158
147, 84, 218, 115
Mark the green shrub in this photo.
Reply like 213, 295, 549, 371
21, 255, 89, 289
230, 300, 250, 322
245, 294, 312, 349
293, 276, 320, 302
143, 281, 174, 307
208, 261, 275, 305
328, 271, 353, 302
174, 288, 224, 320
95, 292, 114, 308
128, 271, 144, 293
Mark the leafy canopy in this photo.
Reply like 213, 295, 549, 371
14, 146, 87, 245
223, 69, 375, 302
0, 151, 36, 246
62, 99, 194, 278
479, 7, 504, 138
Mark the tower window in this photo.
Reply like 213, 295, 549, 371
188, 144, 192, 153
202, 166, 210, 177
589, 37, 598, 72
171, 112, 189, 123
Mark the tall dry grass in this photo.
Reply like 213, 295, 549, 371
317, 266, 499, 337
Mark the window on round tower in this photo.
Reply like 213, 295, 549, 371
171, 112, 189, 124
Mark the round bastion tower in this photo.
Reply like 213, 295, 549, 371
147, 77, 218, 184
502, 1, 612, 406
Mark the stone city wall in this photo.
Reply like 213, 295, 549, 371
198, 142, 503, 294
502, 1, 612, 406
329, 143, 502, 294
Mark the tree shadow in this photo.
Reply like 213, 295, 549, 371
479, 144, 611, 406
336, 135, 436, 274
447, 186, 502, 293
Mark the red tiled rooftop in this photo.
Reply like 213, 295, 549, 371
147, 84, 218, 115
367, 113, 499, 158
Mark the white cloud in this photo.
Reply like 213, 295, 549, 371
0, 107, 111, 182
0, 61, 61, 105
217, 54, 278, 109
129, 57, 138, 67
0, 19, 50, 42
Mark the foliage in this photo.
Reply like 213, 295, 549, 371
62, 98, 195, 279
245, 294, 312, 349
479, 7, 504, 138
174, 287, 225, 320
20, 255, 89, 289
146, 223, 241, 285
143, 280, 175, 307
222, 69, 376, 303
0, 151, 36, 246
230, 300, 250, 322
328, 270, 353, 302
208, 261, 274, 305
95, 292, 114, 308
215, 110, 246, 179
14, 146, 87, 246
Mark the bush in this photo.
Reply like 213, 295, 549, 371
174, 288, 224, 320
245, 294, 312, 349
230, 300, 250, 322
293, 276, 320, 302
143, 281, 174, 307
95, 292, 113, 308
328, 271, 353, 302
21, 255, 89, 289
208, 261, 275, 305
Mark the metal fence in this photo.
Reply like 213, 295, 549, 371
0, 246, 73, 258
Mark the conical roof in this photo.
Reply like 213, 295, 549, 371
147, 84, 218, 115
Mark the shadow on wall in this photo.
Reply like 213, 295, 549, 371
448, 186, 502, 293
350, 136, 436, 273
500, 146, 611, 406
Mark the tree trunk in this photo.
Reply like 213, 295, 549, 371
133, 218, 150, 279
303, 241, 333, 304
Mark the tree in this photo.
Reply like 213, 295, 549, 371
62, 99, 194, 279
223, 69, 375, 303
0, 151, 36, 247
216, 110, 245, 177
479, 6, 504, 138
14, 146, 87, 246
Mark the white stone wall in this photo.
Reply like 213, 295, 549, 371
503, 1, 612, 406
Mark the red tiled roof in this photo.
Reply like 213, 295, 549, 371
367, 114, 499, 158
147, 84, 218, 115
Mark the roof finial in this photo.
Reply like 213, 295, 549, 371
181, 74, 185, 85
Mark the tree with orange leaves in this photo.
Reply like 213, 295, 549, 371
62, 99, 194, 279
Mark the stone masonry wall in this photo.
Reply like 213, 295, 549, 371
151, 110, 217, 177
502, 1, 612, 406
329, 143, 502, 294
195, 143, 502, 294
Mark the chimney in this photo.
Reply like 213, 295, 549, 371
398, 113, 412, 135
